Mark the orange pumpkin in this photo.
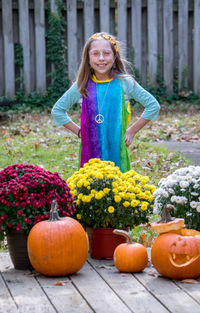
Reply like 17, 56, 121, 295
151, 229, 200, 280
113, 229, 148, 272
27, 201, 88, 276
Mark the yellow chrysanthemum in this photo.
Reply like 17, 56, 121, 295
141, 202, 148, 211
108, 206, 115, 213
82, 195, 91, 203
123, 201, 130, 208
95, 191, 104, 200
127, 185, 135, 192
114, 195, 121, 203
78, 193, 83, 200
76, 214, 81, 220
131, 199, 140, 207
141, 176, 150, 185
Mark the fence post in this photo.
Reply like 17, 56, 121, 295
194, 0, 200, 96
117, 0, 127, 51
178, 0, 188, 90
19, 0, 31, 94
100, 0, 110, 33
67, 0, 78, 81
163, 0, 173, 95
131, 0, 142, 77
2, 0, 15, 98
84, 0, 94, 41
147, 0, 158, 86
34, 0, 46, 93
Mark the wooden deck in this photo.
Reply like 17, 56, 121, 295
1, 251, 200, 313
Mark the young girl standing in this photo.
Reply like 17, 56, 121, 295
52, 32, 160, 172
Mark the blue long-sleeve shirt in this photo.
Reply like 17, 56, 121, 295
52, 77, 160, 127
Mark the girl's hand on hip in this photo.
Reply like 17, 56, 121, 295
125, 128, 135, 147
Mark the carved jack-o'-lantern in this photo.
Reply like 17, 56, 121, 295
151, 229, 200, 279
151, 205, 200, 279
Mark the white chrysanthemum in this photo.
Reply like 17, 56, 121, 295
171, 196, 177, 203
186, 175, 193, 182
179, 180, 189, 188
193, 184, 199, 189
190, 201, 198, 209
191, 192, 199, 196
196, 205, 200, 213
179, 196, 188, 204
168, 188, 175, 194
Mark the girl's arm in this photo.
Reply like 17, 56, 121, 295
51, 83, 81, 134
123, 79, 160, 146
125, 117, 149, 146
63, 121, 80, 137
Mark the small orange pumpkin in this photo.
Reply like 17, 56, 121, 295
27, 201, 88, 276
113, 229, 148, 272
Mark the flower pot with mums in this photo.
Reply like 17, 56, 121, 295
67, 158, 156, 259
0, 164, 75, 269
153, 165, 200, 231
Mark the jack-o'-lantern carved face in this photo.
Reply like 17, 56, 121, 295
169, 234, 200, 267
151, 229, 200, 280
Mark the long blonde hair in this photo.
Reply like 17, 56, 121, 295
76, 32, 132, 96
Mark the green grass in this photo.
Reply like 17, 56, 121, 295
0, 110, 196, 245
0, 110, 193, 183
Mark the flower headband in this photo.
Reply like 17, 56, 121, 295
91, 33, 119, 52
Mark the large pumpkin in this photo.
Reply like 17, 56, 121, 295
27, 201, 88, 276
151, 228, 200, 280
113, 229, 148, 272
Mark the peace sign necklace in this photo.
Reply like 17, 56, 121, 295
95, 82, 111, 124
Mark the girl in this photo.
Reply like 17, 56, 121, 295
51, 32, 160, 172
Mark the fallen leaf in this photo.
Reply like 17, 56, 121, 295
97, 264, 114, 269
181, 279, 200, 284
53, 281, 67, 286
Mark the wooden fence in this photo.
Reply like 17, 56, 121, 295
0, 0, 200, 99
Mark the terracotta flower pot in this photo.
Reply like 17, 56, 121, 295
87, 227, 127, 260
6, 230, 33, 270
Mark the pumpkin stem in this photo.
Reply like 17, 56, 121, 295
49, 200, 61, 221
157, 204, 176, 223
113, 229, 133, 244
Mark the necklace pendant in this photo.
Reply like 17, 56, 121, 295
95, 114, 104, 124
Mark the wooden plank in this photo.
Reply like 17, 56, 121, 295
100, 0, 110, 33
134, 267, 200, 313
50, 0, 58, 14
0, 273, 19, 313
147, 0, 158, 85
178, 0, 188, 89
117, 0, 127, 50
0, 252, 56, 313
34, 0, 46, 93
157, 0, 163, 79
88, 258, 169, 313
37, 273, 93, 313
70, 261, 131, 313
141, 6, 147, 85
2, 0, 15, 98
67, 0, 78, 81
131, 0, 142, 76
29, 9, 36, 91
84, 0, 94, 41
175, 281, 200, 304
0, 12, 4, 96
163, 0, 173, 94
19, 0, 31, 94
193, 0, 200, 95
